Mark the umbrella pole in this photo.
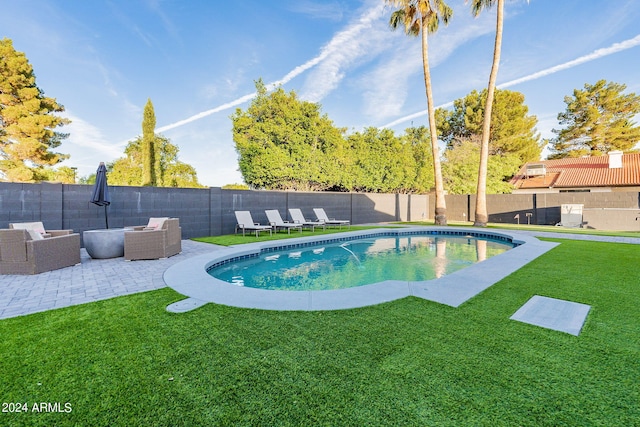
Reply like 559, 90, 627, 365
105, 205, 109, 229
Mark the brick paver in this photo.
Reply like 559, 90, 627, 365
0, 240, 223, 320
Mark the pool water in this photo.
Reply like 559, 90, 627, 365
208, 235, 514, 291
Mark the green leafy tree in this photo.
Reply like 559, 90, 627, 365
141, 98, 156, 186
35, 166, 77, 184
548, 80, 640, 158
402, 126, 434, 193
232, 80, 346, 191
222, 183, 250, 190
436, 88, 542, 163
387, 0, 453, 225
109, 135, 202, 188
342, 127, 436, 194
0, 38, 70, 182
469, 0, 505, 227
79, 174, 96, 185
443, 137, 520, 194
346, 127, 415, 193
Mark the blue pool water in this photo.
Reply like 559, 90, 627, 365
208, 235, 514, 291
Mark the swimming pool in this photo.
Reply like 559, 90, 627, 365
164, 227, 557, 311
207, 235, 514, 291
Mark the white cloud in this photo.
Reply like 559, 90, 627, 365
361, 41, 418, 120
63, 113, 125, 158
298, 2, 388, 102
362, 11, 495, 122
154, 1, 388, 133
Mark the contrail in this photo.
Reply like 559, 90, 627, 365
382, 102, 453, 129
498, 33, 640, 88
156, 93, 256, 133
381, 34, 640, 129
156, 3, 385, 134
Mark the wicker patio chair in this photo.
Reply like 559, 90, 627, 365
124, 218, 182, 261
10, 221, 73, 238
0, 229, 81, 274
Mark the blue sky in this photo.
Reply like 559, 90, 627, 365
2, 0, 639, 186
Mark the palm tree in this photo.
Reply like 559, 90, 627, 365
387, 0, 452, 226
469, 0, 504, 227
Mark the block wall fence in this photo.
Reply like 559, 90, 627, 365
0, 183, 428, 244
1, 182, 639, 246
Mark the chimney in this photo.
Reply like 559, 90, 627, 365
608, 151, 623, 169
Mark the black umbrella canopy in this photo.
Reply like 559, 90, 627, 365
90, 162, 111, 228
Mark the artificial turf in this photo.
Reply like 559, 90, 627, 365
192, 225, 398, 246
0, 239, 638, 426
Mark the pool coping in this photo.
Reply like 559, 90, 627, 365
164, 227, 559, 311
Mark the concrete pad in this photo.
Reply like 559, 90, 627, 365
410, 237, 558, 307
510, 295, 591, 336
166, 298, 209, 313
309, 280, 411, 311
163, 227, 557, 311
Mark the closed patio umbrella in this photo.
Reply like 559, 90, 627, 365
90, 162, 111, 229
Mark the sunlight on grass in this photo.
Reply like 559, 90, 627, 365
195, 222, 640, 248
193, 225, 399, 246
402, 220, 640, 238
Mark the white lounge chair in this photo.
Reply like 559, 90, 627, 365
234, 211, 273, 237
265, 210, 303, 234
313, 208, 350, 229
288, 208, 326, 231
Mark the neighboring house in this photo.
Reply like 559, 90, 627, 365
510, 151, 640, 194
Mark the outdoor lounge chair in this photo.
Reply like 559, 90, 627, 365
0, 229, 81, 274
288, 208, 326, 231
313, 208, 350, 229
124, 218, 182, 260
234, 211, 273, 237
265, 210, 303, 234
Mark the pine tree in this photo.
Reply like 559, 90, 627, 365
141, 98, 156, 186
436, 88, 542, 163
548, 80, 640, 158
108, 136, 203, 188
0, 38, 70, 182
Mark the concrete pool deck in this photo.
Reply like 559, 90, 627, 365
163, 227, 559, 311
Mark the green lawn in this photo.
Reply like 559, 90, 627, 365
405, 219, 640, 238
0, 238, 638, 426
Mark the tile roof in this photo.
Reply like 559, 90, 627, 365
511, 153, 640, 189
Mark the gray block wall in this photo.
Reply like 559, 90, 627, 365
0, 183, 430, 242
431, 191, 640, 228
1, 182, 639, 238
582, 208, 640, 230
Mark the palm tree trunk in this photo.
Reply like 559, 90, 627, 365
474, 0, 503, 227
422, 26, 447, 225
